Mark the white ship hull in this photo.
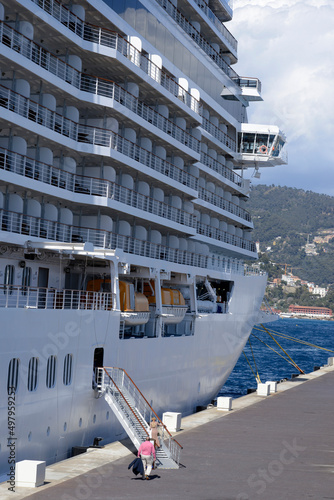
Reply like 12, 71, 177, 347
0, 272, 266, 475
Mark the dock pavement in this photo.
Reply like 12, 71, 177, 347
1, 363, 334, 500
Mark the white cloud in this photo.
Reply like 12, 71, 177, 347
230, 0, 334, 194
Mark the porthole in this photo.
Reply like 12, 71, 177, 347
27, 357, 38, 391
63, 354, 73, 386
7, 358, 19, 394
46, 355, 57, 388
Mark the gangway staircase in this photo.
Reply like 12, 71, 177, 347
96, 367, 182, 469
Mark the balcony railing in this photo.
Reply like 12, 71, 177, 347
0, 285, 113, 310
0, 148, 196, 229
201, 117, 236, 151
0, 22, 200, 154
153, 0, 238, 79
192, 0, 237, 52
0, 85, 198, 191
200, 151, 244, 188
29, 0, 200, 114
0, 207, 247, 275
197, 221, 256, 252
198, 187, 251, 223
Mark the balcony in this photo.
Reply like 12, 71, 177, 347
197, 187, 252, 224
27, 1, 200, 114
0, 148, 197, 229
200, 151, 247, 192
237, 124, 288, 167
0, 207, 246, 275
196, 221, 256, 254
0, 21, 200, 154
201, 117, 236, 151
209, 0, 233, 22
153, 0, 238, 79
0, 285, 113, 310
0, 85, 198, 191
190, 0, 237, 55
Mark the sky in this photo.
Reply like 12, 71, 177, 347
229, 0, 334, 195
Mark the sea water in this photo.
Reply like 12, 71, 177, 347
219, 318, 334, 399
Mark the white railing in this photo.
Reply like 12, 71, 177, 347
200, 151, 244, 188
28, 0, 200, 114
99, 367, 183, 466
0, 148, 196, 228
198, 187, 252, 222
192, 0, 238, 52
201, 117, 236, 151
197, 221, 256, 252
0, 208, 246, 275
0, 285, 113, 310
0, 22, 200, 154
153, 0, 238, 79
0, 85, 198, 190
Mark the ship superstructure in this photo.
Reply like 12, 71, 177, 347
0, 0, 286, 476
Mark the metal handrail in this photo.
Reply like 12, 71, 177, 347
200, 151, 244, 188
0, 21, 200, 153
201, 117, 236, 151
0, 85, 198, 190
29, 0, 200, 114
0, 207, 249, 275
192, 0, 238, 52
0, 285, 113, 310
103, 367, 182, 463
198, 187, 252, 222
197, 221, 256, 252
102, 368, 149, 438
0, 148, 196, 228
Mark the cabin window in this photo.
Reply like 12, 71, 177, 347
21, 266, 31, 295
7, 358, 19, 394
4, 265, 14, 294
63, 354, 73, 386
46, 355, 57, 388
27, 357, 39, 391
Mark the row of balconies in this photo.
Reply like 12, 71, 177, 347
192, 0, 237, 53
0, 82, 199, 191
154, 0, 238, 78
22, 0, 201, 114
0, 21, 200, 156
0, 145, 196, 230
0, 203, 256, 265
0, 141, 251, 228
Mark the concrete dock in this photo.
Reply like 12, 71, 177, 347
2, 364, 334, 500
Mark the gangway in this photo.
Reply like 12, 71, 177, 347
95, 367, 182, 469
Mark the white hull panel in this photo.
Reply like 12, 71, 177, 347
0, 274, 266, 476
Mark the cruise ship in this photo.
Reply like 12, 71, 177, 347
0, 0, 286, 476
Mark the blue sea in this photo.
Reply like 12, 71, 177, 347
218, 318, 334, 398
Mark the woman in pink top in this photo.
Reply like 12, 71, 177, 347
138, 436, 156, 480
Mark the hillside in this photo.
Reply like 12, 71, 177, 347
247, 185, 334, 286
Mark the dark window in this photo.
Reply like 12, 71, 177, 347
7, 358, 19, 394
46, 355, 57, 388
63, 354, 73, 386
27, 357, 38, 391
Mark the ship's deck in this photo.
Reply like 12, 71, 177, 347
2, 364, 334, 500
